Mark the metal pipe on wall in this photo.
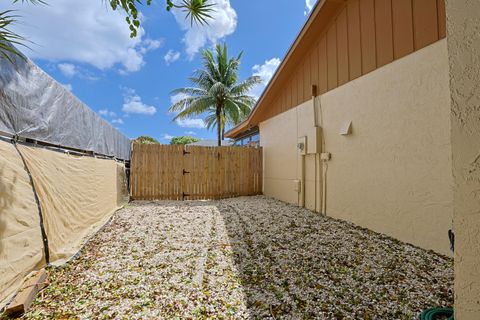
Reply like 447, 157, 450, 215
311, 85, 326, 214
312, 85, 328, 215
299, 153, 306, 208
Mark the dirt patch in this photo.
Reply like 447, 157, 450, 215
9, 196, 453, 319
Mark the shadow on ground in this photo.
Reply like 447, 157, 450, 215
215, 197, 453, 319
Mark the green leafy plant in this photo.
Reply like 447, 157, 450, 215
0, 0, 214, 62
169, 43, 262, 146
166, 0, 214, 26
133, 136, 160, 144
170, 136, 200, 145
0, 10, 25, 63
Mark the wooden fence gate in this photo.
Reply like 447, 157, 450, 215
130, 144, 263, 200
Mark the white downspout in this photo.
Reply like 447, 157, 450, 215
312, 85, 328, 215
312, 87, 319, 212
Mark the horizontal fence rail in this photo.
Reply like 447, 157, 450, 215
131, 144, 263, 200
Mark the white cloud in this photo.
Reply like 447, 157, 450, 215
170, 92, 189, 105
185, 131, 197, 135
99, 109, 117, 117
1, 0, 162, 73
305, 0, 317, 15
164, 50, 181, 65
61, 83, 73, 91
58, 63, 99, 80
141, 39, 163, 53
161, 134, 174, 141
58, 63, 77, 78
253, 58, 281, 83
122, 88, 157, 115
176, 118, 206, 129
251, 57, 281, 98
112, 118, 124, 125
172, 0, 237, 59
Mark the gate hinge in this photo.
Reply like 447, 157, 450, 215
183, 150, 191, 155
183, 169, 190, 175
182, 192, 190, 200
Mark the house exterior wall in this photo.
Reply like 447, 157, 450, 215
445, 0, 480, 318
260, 39, 453, 256
255, 0, 447, 124
261, 100, 320, 209
321, 39, 452, 256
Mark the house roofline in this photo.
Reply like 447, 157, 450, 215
226, 0, 333, 139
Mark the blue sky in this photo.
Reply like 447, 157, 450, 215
2, 0, 318, 143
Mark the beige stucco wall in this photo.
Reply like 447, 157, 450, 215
445, 1, 480, 318
321, 39, 452, 256
261, 108, 299, 205
260, 39, 453, 256
261, 100, 320, 210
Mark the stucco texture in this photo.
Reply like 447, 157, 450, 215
321, 39, 453, 256
260, 100, 320, 210
446, 0, 480, 318
260, 40, 453, 256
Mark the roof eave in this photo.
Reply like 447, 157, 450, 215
225, 0, 333, 139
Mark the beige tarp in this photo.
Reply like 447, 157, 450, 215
18, 145, 128, 264
0, 140, 45, 309
0, 140, 128, 308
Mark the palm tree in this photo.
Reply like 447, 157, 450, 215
169, 43, 262, 146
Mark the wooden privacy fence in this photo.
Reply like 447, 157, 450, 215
131, 144, 263, 200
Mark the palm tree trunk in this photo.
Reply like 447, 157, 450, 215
216, 106, 222, 147
217, 122, 221, 146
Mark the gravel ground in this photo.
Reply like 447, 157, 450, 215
12, 196, 453, 319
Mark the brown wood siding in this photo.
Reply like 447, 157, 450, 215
292, 73, 298, 107
347, 0, 362, 80
255, 0, 446, 124
337, 9, 349, 85
360, 0, 377, 74
297, 69, 303, 105
392, 0, 414, 59
327, 24, 338, 90
413, 0, 439, 50
304, 57, 311, 100
375, 0, 394, 67
311, 45, 319, 93
318, 37, 328, 94
437, 0, 446, 39
286, 78, 292, 110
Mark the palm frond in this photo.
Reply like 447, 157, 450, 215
203, 112, 218, 130
168, 96, 196, 113
208, 81, 227, 98
170, 87, 208, 97
171, 96, 214, 120
223, 99, 242, 125
230, 76, 262, 96
177, 0, 215, 26
0, 10, 28, 63
12, 0, 47, 3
